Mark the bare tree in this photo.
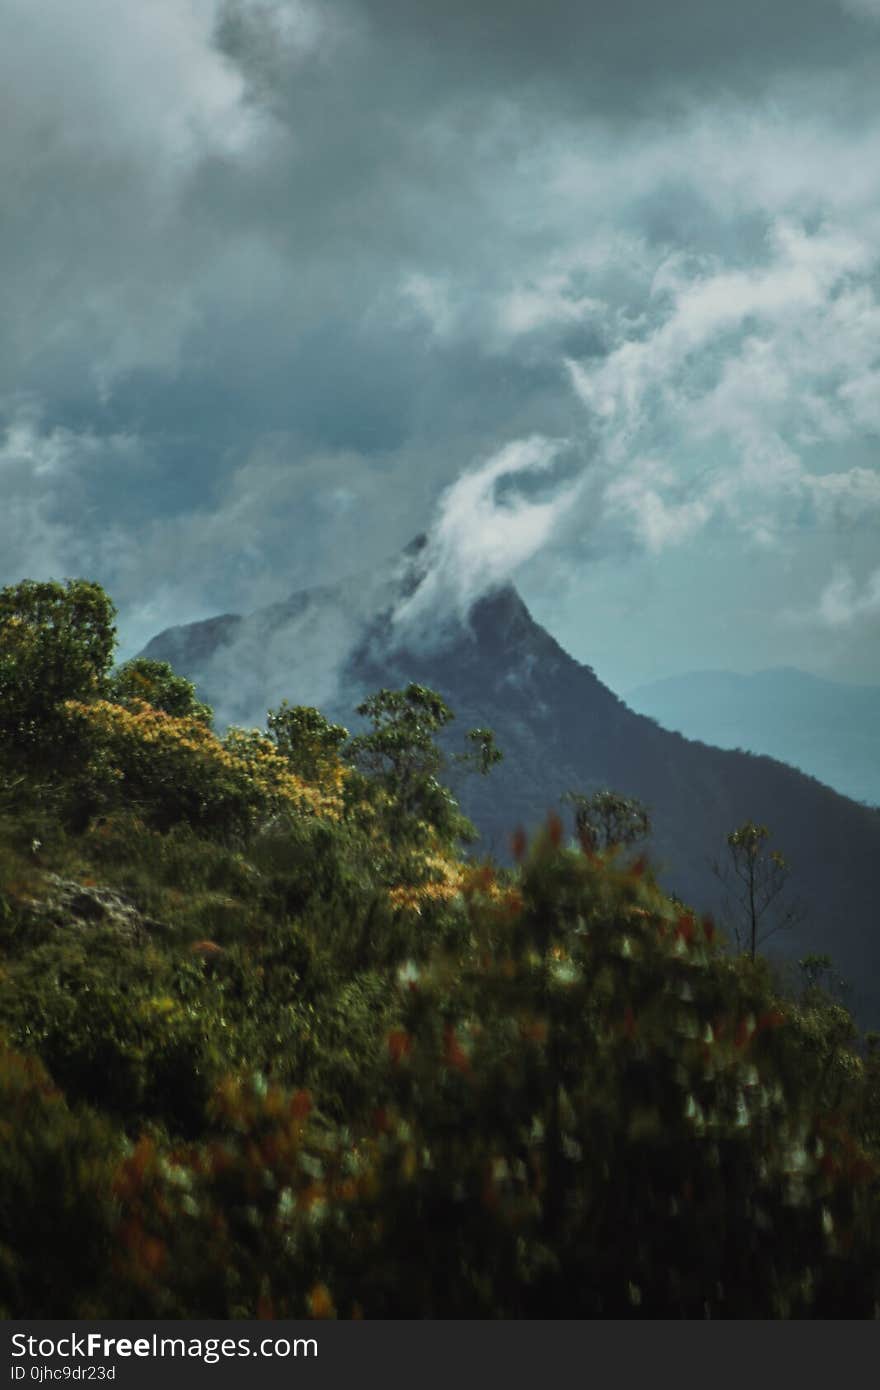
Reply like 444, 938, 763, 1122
712, 820, 804, 962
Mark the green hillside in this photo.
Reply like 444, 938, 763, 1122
1, 578, 879, 1319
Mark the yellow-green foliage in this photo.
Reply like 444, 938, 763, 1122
63, 698, 342, 836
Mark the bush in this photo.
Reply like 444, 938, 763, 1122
0, 935, 219, 1136
0, 1042, 117, 1317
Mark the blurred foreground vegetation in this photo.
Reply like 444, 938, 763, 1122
1, 579, 879, 1318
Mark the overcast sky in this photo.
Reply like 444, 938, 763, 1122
2, 0, 880, 689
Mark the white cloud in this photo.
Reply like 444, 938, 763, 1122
494, 273, 601, 343
392, 436, 579, 639
561, 214, 880, 555
0, 408, 406, 658
817, 566, 880, 626
602, 458, 713, 553
0, 412, 141, 585
2, 0, 259, 166
804, 467, 880, 523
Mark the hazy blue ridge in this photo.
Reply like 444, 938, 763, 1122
626, 668, 880, 808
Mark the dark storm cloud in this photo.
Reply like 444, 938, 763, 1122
357, 0, 871, 111
217, 0, 874, 124
1, 0, 879, 678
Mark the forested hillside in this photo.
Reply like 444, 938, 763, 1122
2, 576, 879, 1319
143, 550, 880, 1029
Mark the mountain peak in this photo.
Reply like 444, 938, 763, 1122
138, 561, 880, 1026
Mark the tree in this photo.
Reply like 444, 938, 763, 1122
799, 953, 835, 992
0, 579, 116, 766
347, 684, 501, 843
562, 788, 651, 852
266, 702, 349, 782
106, 658, 213, 726
713, 820, 803, 962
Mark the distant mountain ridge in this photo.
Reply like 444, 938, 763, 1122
626, 667, 880, 808
141, 550, 880, 1027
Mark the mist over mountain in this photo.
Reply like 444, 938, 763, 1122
625, 668, 880, 809
142, 544, 880, 1029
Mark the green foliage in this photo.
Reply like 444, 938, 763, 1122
0, 575, 877, 1318
267, 702, 348, 781
0, 578, 116, 769
107, 658, 213, 725
0, 1042, 117, 1317
42, 827, 878, 1320
348, 683, 501, 845
0, 933, 220, 1135
460, 725, 504, 777
563, 788, 651, 851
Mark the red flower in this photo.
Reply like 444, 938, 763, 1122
290, 1088, 312, 1120
511, 826, 528, 862
676, 914, 695, 944
756, 1009, 785, 1033
387, 1030, 412, 1064
443, 1023, 470, 1073
734, 1018, 752, 1049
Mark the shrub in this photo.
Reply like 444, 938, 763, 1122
0, 1042, 117, 1317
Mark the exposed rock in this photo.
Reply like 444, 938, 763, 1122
22, 873, 170, 944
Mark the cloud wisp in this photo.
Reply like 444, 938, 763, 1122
390, 436, 581, 645
817, 567, 880, 627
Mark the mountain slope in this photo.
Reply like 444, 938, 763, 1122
626, 668, 880, 808
142, 556, 880, 1027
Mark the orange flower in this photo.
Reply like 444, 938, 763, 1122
190, 940, 224, 958
387, 1030, 412, 1064
139, 1236, 165, 1276
297, 1183, 326, 1212
307, 1284, 335, 1319
519, 1018, 548, 1044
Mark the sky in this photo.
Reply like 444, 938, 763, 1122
2, 0, 880, 691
